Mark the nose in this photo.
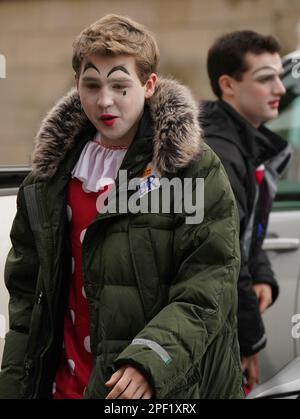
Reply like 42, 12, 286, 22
274, 77, 286, 97
97, 88, 114, 109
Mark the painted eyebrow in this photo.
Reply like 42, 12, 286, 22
81, 76, 101, 82
252, 66, 283, 75
83, 62, 100, 74
108, 77, 133, 83
107, 65, 130, 78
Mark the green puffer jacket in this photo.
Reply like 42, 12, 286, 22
0, 78, 243, 399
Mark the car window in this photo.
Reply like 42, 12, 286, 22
0, 167, 30, 195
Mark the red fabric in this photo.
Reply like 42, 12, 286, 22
53, 178, 110, 399
255, 165, 265, 185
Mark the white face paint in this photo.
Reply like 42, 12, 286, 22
227, 52, 286, 127
77, 54, 157, 147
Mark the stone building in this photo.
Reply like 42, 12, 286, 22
0, 0, 300, 165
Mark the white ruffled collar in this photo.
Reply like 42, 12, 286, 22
71, 133, 128, 192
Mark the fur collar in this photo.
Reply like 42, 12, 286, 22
32, 77, 203, 178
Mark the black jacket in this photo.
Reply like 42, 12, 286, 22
202, 100, 291, 357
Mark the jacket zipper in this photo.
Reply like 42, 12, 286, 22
26, 183, 57, 398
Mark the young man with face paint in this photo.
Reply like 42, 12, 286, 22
0, 15, 244, 399
202, 30, 292, 392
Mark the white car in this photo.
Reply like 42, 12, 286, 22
247, 357, 300, 399
0, 168, 29, 359
259, 51, 300, 385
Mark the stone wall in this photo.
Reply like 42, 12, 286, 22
1, 0, 300, 165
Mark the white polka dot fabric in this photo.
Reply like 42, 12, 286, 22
53, 137, 127, 399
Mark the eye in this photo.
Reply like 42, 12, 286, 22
113, 84, 124, 90
258, 76, 274, 83
85, 84, 99, 90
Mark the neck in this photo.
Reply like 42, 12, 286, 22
222, 97, 261, 128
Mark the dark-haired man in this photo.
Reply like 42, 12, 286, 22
202, 30, 291, 390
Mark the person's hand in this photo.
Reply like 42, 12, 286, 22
253, 283, 273, 313
105, 364, 153, 399
241, 354, 260, 390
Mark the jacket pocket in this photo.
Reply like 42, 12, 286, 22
1, 330, 29, 368
84, 354, 112, 399
0, 330, 29, 399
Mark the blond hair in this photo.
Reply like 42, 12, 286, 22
72, 14, 159, 84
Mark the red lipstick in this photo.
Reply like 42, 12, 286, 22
100, 114, 118, 126
269, 100, 280, 109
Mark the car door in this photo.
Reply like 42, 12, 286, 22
260, 52, 300, 382
0, 168, 29, 365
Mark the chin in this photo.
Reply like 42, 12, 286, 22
267, 111, 279, 121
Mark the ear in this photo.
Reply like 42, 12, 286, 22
218, 75, 235, 98
144, 73, 157, 99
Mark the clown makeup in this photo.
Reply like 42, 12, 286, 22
77, 54, 157, 147
224, 52, 286, 127
252, 64, 284, 83
107, 65, 130, 78
81, 62, 135, 96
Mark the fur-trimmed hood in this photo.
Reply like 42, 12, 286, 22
32, 77, 203, 179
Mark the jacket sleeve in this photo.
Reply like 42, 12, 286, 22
205, 137, 266, 357
238, 248, 267, 356
250, 248, 279, 304
0, 185, 39, 399
115, 153, 241, 398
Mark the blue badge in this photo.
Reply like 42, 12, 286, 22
257, 223, 264, 238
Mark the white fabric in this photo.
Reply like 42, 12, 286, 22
72, 133, 127, 192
